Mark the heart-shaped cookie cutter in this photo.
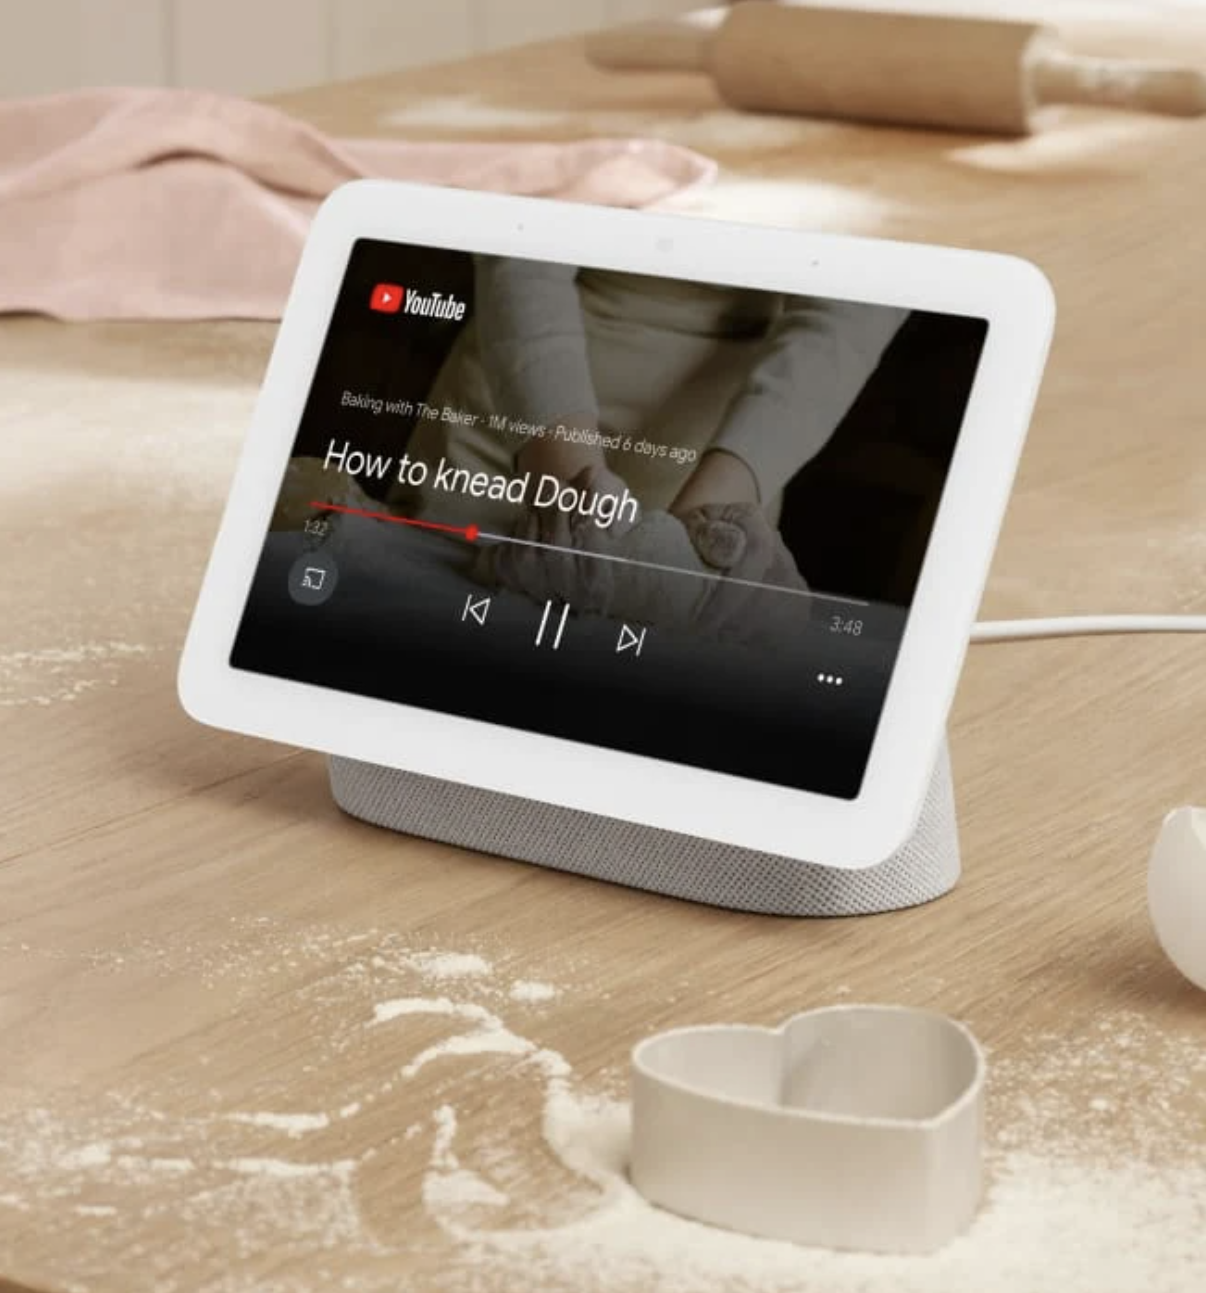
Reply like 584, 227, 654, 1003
630, 1004, 986, 1254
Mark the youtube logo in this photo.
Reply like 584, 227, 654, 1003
370, 283, 403, 313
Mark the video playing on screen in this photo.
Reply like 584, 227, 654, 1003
230, 238, 987, 799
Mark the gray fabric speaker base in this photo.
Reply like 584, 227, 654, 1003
328, 739, 959, 917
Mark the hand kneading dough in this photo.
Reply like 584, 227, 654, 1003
475, 510, 809, 641
597, 511, 715, 624
475, 511, 712, 627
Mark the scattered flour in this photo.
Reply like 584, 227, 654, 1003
0, 640, 149, 708
0, 644, 146, 666
114, 1156, 194, 1176
421, 1012, 1206, 1293
5, 924, 1203, 1292
370, 994, 540, 1080
227, 1112, 331, 1136
404, 952, 492, 982
372, 997, 494, 1026
56, 1143, 113, 1170
430, 1127, 1206, 1293
400, 1029, 534, 1081
509, 981, 558, 1004
225, 1158, 355, 1181
423, 1107, 510, 1212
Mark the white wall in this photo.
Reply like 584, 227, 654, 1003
0, 0, 703, 97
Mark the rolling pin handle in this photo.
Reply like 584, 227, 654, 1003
1031, 47, 1206, 118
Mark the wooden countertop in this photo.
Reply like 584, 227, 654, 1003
4, 3, 1206, 1290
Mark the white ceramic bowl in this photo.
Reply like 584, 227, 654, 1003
1148, 806, 1206, 991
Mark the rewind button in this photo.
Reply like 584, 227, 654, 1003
461, 595, 492, 627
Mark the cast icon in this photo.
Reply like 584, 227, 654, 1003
287, 553, 339, 606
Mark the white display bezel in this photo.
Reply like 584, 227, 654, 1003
178, 179, 1054, 869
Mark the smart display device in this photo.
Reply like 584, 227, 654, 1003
179, 179, 1054, 873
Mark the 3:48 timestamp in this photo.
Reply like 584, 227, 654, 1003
829, 615, 864, 636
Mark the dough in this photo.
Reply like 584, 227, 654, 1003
595, 511, 714, 626
474, 510, 707, 626
474, 509, 812, 642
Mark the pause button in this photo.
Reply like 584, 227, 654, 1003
535, 600, 570, 650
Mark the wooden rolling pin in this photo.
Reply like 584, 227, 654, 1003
585, 3, 1206, 134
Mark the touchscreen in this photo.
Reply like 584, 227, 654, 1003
231, 238, 987, 799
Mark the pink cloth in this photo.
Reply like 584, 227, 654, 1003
0, 88, 715, 321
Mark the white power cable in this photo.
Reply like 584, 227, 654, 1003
972, 615, 1206, 643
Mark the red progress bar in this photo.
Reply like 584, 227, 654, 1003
311, 500, 479, 543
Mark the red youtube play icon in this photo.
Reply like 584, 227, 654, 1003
370, 283, 403, 314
